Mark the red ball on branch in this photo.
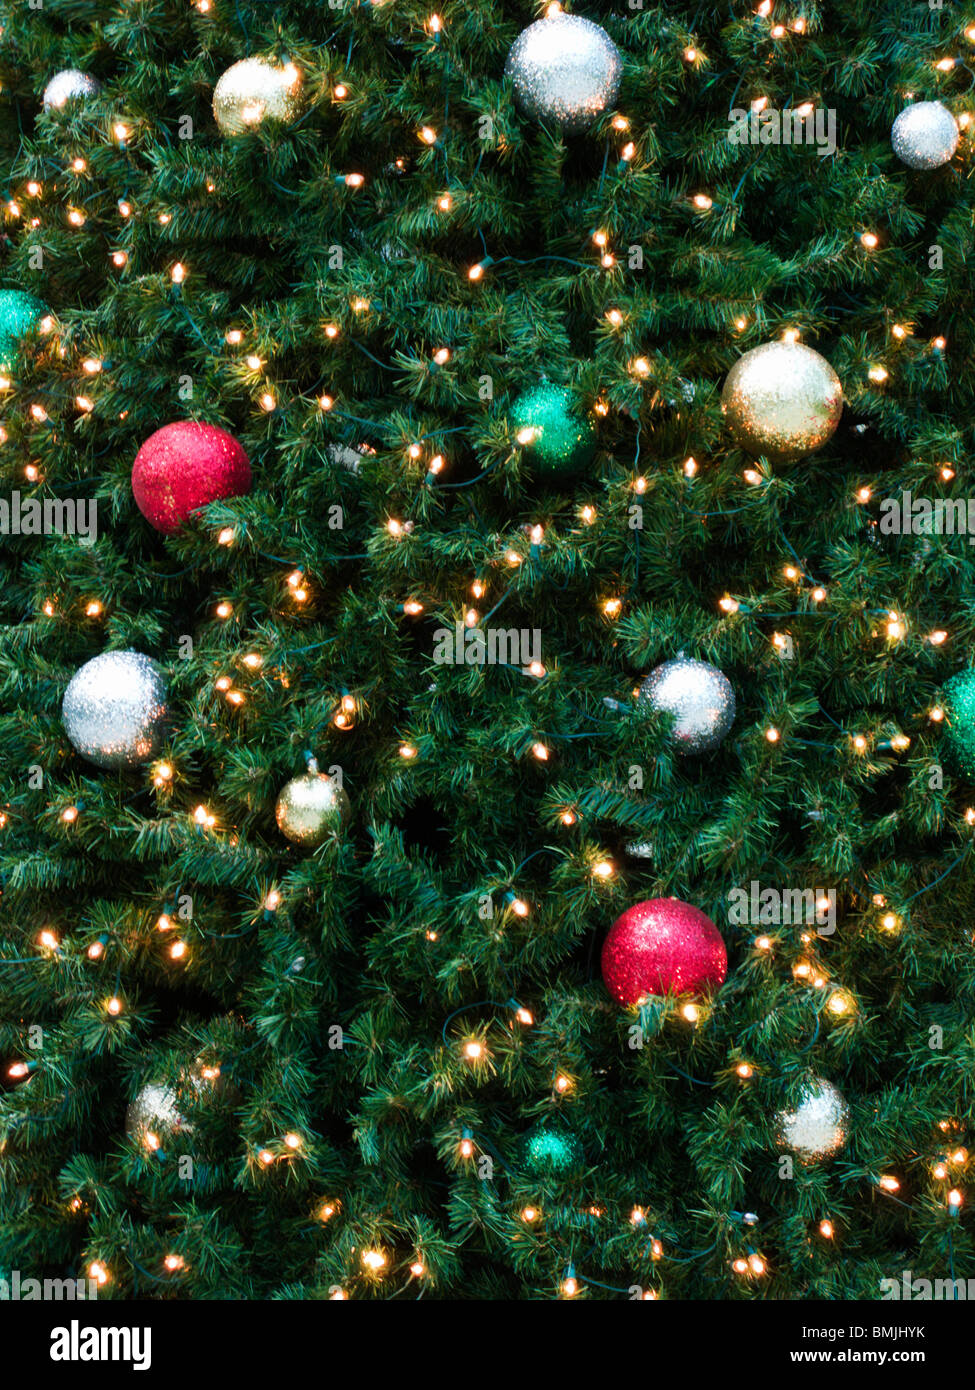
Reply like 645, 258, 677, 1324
601, 898, 727, 1006
131, 421, 251, 534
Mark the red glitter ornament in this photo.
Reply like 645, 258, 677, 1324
131, 421, 251, 534
601, 898, 727, 1006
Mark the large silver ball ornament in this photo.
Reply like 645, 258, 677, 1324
776, 1077, 849, 1162
62, 650, 169, 770
640, 657, 735, 754
891, 101, 959, 170
504, 11, 622, 133
42, 70, 102, 112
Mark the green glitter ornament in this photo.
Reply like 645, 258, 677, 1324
518, 1125, 584, 1178
942, 670, 975, 779
0, 290, 49, 374
510, 384, 595, 476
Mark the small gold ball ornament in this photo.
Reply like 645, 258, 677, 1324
275, 759, 351, 846
213, 58, 302, 135
721, 341, 843, 462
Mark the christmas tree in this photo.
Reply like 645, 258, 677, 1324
1, 0, 975, 1308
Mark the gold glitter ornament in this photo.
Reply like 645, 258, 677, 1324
776, 1077, 849, 1163
504, 10, 622, 133
212, 58, 303, 135
275, 759, 350, 846
891, 101, 959, 170
721, 341, 842, 462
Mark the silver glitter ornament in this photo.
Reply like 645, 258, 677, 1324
776, 1077, 849, 1162
62, 650, 169, 770
891, 101, 959, 170
624, 839, 654, 859
640, 656, 735, 754
42, 70, 102, 112
504, 11, 622, 133
212, 58, 303, 135
125, 1083, 190, 1147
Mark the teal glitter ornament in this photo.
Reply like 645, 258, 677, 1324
510, 384, 595, 475
941, 670, 975, 778
0, 290, 49, 374
518, 1126, 584, 1178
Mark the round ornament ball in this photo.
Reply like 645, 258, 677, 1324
519, 1126, 584, 1178
602, 897, 727, 1006
276, 766, 351, 846
0, 289, 49, 374
505, 11, 622, 133
891, 101, 959, 170
42, 69, 102, 112
721, 341, 843, 462
125, 1083, 190, 1147
776, 1077, 849, 1162
131, 421, 251, 534
62, 650, 169, 770
624, 838, 654, 860
213, 58, 303, 135
940, 670, 975, 779
511, 384, 595, 475
640, 656, 735, 754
